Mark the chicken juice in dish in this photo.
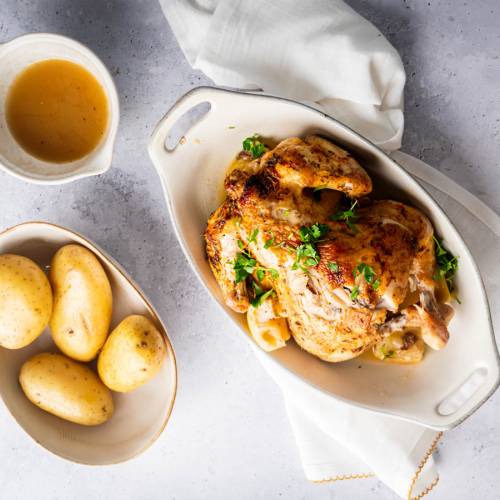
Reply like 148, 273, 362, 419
205, 134, 458, 364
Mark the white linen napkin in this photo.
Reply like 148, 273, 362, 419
160, 0, 406, 151
159, 1, 499, 498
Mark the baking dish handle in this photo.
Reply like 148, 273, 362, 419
148, 86, 227, 167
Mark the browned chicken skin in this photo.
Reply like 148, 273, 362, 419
205, 135, 453, 362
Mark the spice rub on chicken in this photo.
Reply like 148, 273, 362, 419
205, 134, 457, 363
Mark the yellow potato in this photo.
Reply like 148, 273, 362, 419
247, 302, 290, 352
50, 244, 112, 361
372, 331, 425, 364
19, 352, 114, 425
0, 254, 52, 349
98, 315, 166, 392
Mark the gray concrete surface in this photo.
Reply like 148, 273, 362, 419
0, 1, 499, 499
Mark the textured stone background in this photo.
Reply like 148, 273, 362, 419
0, 1, 499, 499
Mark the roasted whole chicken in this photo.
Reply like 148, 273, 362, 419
205, 135, 455, 363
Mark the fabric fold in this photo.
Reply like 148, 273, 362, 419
159, 0, 406, 150
255, 346, 440, 499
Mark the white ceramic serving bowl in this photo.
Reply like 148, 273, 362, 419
0, 33, 119, 184
0, 222, 177, 464
149, 86, 499, 430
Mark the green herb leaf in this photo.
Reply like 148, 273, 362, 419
254, 267, 279, 282
250, 282, 275, 308
292, 243, 320, 270
353, 262, 376, 284
248, 228, 259, 244
255, 268, 265, 282
433, 236, 459, 292
242, 134, 267, 159
233, 250, 256, 284
292, 223, 330, 271
234, 244, 279, 285
327, 261, 339, 272
351, 263, 380, 296
237, 239, 244, 250
331, 200, 359, 233
299, 223, 329, 243
268, 268, 279, 279
264, 232, 276, 249
350, 285, 360, 300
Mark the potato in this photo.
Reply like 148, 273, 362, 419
372, 331, 425, 364
0, 254, 52, 349
98, 315, 166, 392
247, 300, 290, 352
19, 352, 114, 425
49, 244, 112, 361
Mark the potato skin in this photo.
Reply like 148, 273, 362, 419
98, 315, 166, 392
0, 254, 52, 349
19, 352, 114, 425
49, 244, 112, 361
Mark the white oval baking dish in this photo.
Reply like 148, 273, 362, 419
148, 86, 499, 430
0, 222, 177, 464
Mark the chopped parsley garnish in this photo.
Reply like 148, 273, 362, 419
299, 223, 329, 243
242, 134, 267, 159
233, 250, 278, 285
248, 228, 259, 244
350, 262, 380, 300
353, 262, 376, 284
433, 236, 458, 291
292, 223, 330, 271
331, 200, 359, 232
293, 243, 321, 270
233, 250, 256, 284
255, 267, 279, 282
327, 261, 339, 272
250, 281, 275, 307
264, 235, 275, 248
237, 239, 244, 250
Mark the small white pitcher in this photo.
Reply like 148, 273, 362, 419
0, 33, 119, 184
